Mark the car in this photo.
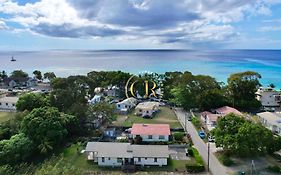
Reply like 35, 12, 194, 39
198, 131, 206, 139
208, 135, 215, 142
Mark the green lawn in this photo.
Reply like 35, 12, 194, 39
0, 111, 16, 123
114, 107, 182, 128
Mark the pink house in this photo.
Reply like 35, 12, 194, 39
214, 106, 242, 116
201, 112, 220, 131
131, 124, 170, 142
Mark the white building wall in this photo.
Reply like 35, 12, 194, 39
259, 91, 280, 107
134, 157, 167, 166
133, 134, 169, 142
97, 157, 124, 166
0, 102, 16, 111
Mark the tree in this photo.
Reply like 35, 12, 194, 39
33, 70, 42, 80
0, 133, 34, 165
10, 70, 28, 78
0, 70, 8, 80
44, 72, 56, 80
87, 102, 116, 123
227, 71, 262, 110
21, 107, 67, 154
16, 93, 49, 111
198, 89, 228, 110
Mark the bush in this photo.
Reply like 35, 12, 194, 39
192, 147, 204, 165
267, 166, 281, 173
191, 117, 201, 129
186, 163, 205, 173
173, 132, 185, 141
218, 154, 234, 166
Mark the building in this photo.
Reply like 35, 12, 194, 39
116, 97, 138, 114
257, 112, 281, 135
214, 106, 243, 116
135, 102, 159, 117
89, 95, 102, 105
256, 87, 281, 111
3, 77, 37, 88
0, 96, 18, 111
105, 85, 119, 97
131, 124, 170, 142
200, 111, 220, 131
85, 142, 169, 167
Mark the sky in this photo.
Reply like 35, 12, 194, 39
1, 0, 281, 50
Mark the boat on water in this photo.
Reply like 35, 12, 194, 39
10, 56, 16, 62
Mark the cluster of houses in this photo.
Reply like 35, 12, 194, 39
0, 96, 18, 111
85, 123, 171, 167
257, 112, 281, 136
0, 77, 38, 88
255, 86, 281, 112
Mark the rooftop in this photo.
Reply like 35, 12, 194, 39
215, 106, 242, 116
0, 96, 19, 103
135, 101, 159, 110
257, 112, 281, 127
131, 123, 170, 135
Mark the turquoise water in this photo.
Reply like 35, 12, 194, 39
0, 50, 281, 88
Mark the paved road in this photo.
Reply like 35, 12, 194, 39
174, 108, 231, 175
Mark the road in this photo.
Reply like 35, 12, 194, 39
174, 108, 231, 175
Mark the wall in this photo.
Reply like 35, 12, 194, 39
133, 134, 169, 142
0, 101, 16, 111
134, 157, 167, 166
97, 157, 124, 166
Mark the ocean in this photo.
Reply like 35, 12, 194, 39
1, 49, 281, 88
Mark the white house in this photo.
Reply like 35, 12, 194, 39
116, 97, 137, 114
0, 96, 18, 111
256, 87, 281, 111
257, 112, 281, 136
89, 95, 102, 105
3, 77, 37, 88
135, 102, 159, 117
131, 124, 170, 142
105, 85, 119, 97
85, 142, 169, 167
200, 111, 220, 131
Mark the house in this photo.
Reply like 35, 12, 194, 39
131, 124, 170, 142
214, 106, 243, 116
135, 102, 159, 117
0, 96, 18, 111
200, 111, 220, 131
256, 87, 281, 111
105, 85, 119, 97
85, 142, 169, 167
257, 112, 281, 136
89, 95, 102, 104
3, 77, 37, 88
116, 97, 138, 114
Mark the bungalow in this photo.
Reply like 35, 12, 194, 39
0, 96, 18, 111
135, 102, 159, 117
3, 77, 37, 88
257, 112, 281, 136
85, 142, 169, 167
131, 124, 170, 142
200, 111, 220, 131
256, 87, 281, 111
214, 106, 243, 116
116, 97, 137, 114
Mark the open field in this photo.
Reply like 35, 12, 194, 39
0, 111, 16, 123
113, 106, 182, 128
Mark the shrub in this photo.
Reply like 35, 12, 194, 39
186, 163, 205, 173
192, 147, 204, 165
267, 166, 281, 173
191, 117, 201, 129
173, 132, 185, 141
218, 154, 234, 166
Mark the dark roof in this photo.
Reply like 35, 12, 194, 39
3, 77, 30, 84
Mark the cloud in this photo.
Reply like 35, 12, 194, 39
0, 19, 7, 30
0, 0, 280, 47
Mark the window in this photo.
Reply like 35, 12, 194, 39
154, 158, 157, 162
159, 135, 165, 139
0, 103, 1, 106
117, 158, 122, 163
138, 158, 141, 162
12, 104, 15, 106
6, 103, 8, 106
118, 104, 121, 108
145, 158, 147, 160
108, 158, 111, 160
125, 105, 128, 108
148, 135, 153, 139
102, 157, 105, 162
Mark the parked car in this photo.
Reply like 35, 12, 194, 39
208, 135, 215, 142
198, 131, 206, 139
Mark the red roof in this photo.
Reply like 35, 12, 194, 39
131, 124, 170, 135
215, 106, 242, 116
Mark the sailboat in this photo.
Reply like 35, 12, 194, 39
10, 56, 16, 62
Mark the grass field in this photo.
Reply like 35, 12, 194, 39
113, 106, 182, 128
0, 111, 16, 123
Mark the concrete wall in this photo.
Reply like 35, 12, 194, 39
97, 157, 124, 166
134, 157, 167, 166
0, 102, 16, 111
133, 134, 169, 142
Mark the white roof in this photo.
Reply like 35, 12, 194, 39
0, 96, 19, 103
136, 102, 159, 110
117, 97, 137, 106
257, 112, 281, 127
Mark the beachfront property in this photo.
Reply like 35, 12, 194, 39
135, 101, 159, 117
85, 142, 169, 167
256, 87, 281, 111
131, 124, 170, 142
200, 111, 220, 131
257, 112, 281, 136
0, 96, 18, 111
116, 97, 138, 114
2, 77, 37, 88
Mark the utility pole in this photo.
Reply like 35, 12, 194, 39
185, 113, 187, 131
207, 141, 210, 172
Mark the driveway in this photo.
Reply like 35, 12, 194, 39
174, 108, 232, 175
169, 147, 190, 160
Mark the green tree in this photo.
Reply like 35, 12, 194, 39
44, 72, 56, 80
33, 70, 42, 80
198, 89, 228, 110
227, 71, 262, 110
87, 102, 116, 123
0, 133, 34, 165
21, 107, 67, 154
16, 93, 49, 111
10, 70, 28, 78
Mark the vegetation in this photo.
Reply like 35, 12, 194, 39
173, 132, 185, 141
217, 153, 234, 166
10, 70, 28, 79
33, 70, 42, 80
0, 111, 16, 123
191, 116, 202, 130
212, 113, 280, 157
16, 93, 50, 111
43, 72, 56, 81
186, 147, 205, 173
